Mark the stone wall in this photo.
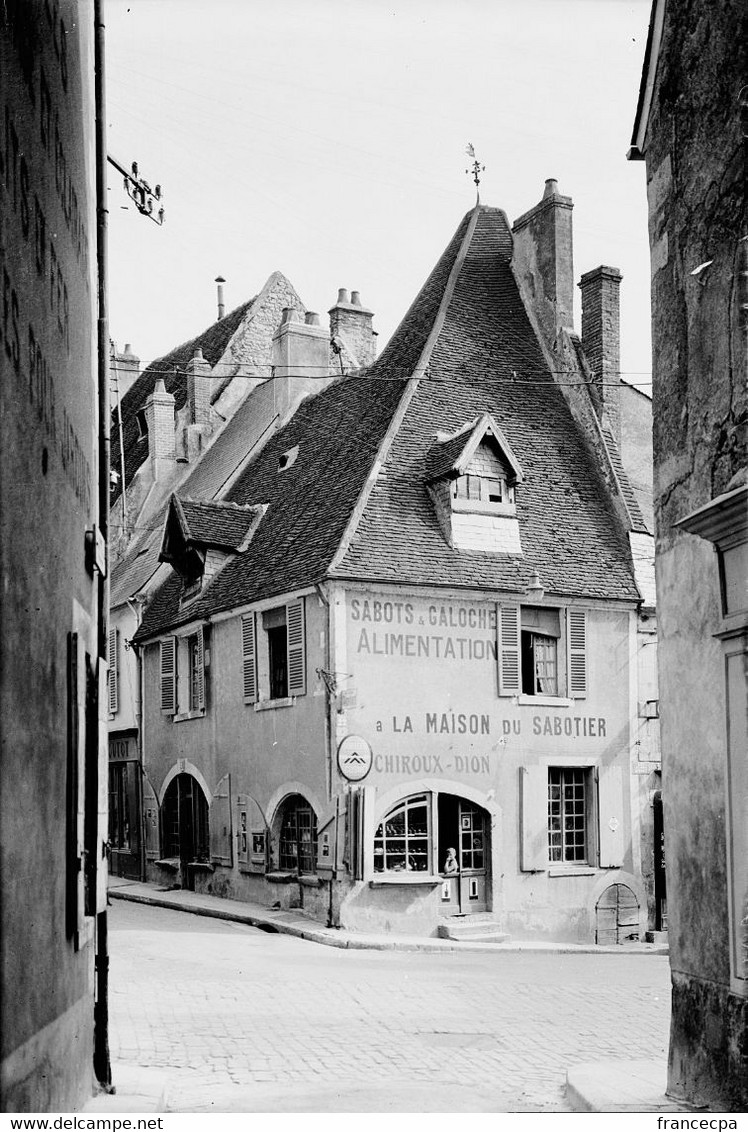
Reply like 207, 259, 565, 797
639, 0, 747, 1110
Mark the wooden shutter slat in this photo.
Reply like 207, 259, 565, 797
498, 604, 521, 696
108, 627, 118, 715
567, 608, 588, 698
519, 765, 547, 871
286, 598, 306, 697
598, 764, 624, 867
160, 637, 177, 715
241, 613, 257, 703
195, 626, 205, 711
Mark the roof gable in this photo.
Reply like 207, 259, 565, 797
425, 414, 524, 485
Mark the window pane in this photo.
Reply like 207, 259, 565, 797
548, 768, 587, 863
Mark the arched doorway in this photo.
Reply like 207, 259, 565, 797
596, 883, 640, 944
437, 794, 489, 914
161, 773, 210, 890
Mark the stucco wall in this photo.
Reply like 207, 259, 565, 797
334, 584, 642, 941
141, 591, 329, 902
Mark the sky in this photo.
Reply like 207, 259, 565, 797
104, 0, 653, 388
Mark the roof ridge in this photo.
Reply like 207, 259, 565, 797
411, 206, 481, 380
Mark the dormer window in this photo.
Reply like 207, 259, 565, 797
159, 494, 265, 607
451, 474, 515, 506
425, 414, 524, 554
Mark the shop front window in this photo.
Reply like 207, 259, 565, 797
278, 795, 317, 875
374, 794, 430, 873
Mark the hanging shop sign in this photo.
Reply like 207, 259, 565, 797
337, 735, 373, 782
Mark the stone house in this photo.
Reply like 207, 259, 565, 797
628, 0, 747, 1110
132, 184, 659, 944
107, 279, 376, 879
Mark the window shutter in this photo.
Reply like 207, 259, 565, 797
209, 774, 233, 865
241, 613, 257, 703
142, 776, 160, 861
236, 794, 250, 867
160, 637, 177, 715
519, 765, 548, 871
498, 604, 521, 695
195, 626, 205, 711
567, 608, 588, 698
107, 627, 118, 715
597, 764, 624, 867
286, 598, 306, 697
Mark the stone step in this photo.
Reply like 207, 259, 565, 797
437, 917, 509, 943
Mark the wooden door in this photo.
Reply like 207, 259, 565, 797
457, 803, 487, 913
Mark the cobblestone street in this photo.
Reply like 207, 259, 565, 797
107, 901, 671, 1112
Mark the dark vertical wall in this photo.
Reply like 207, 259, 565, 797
641, 0, 747, 1110
1, 0, 100, 1112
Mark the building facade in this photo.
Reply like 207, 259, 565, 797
629, 0, 747, 1110
1, 0, 109, 1111
134, 189, 658, 943
107, 283, 377, 879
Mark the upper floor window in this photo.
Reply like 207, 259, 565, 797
241, 598, 306, 705
498, 605, 587, 699
159, 626, 207, 718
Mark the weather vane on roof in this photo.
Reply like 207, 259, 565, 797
465, 143, 485, 204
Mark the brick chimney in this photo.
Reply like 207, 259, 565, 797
579, 265, 623, 445
328, 288, 377, 369
112, 342, 140, 400
143, 378, 175, 480
512, 179, 574, 336
186, 347, 211, 425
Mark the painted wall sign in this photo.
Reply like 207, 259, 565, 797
108, 736, 138, 763
337, 735, 373, 782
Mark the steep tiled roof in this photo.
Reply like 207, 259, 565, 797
135, 375, 408, 639
136, 205, 640, 642
111, 297, 257, 503
176, 499, 261, 550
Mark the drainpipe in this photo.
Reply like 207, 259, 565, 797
94, 0, 112, 1093
314, 582, 338, 926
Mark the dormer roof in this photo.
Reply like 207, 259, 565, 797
160, 495, 264, 568
425, 414, 524, 485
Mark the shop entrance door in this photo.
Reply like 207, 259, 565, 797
162, 773, 209, 890
438, 795, 488, 915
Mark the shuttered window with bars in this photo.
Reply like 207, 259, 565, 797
497, 605, 587, 699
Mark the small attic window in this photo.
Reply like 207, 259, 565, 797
277, 445, 299, 472
136, 409, 148, 441
452, 474, 515, 506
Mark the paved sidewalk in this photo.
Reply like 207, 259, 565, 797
566, 1060, 690, 1113
108, 876, 668, 956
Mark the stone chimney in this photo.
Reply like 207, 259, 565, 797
143, 378, 175, 480
272, 308, 330, 378
186, 347, 211, 425
579, 266, 623, 445
112, 342, 140, 400
328, 288, 377, 369
512, 179, 574, 338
